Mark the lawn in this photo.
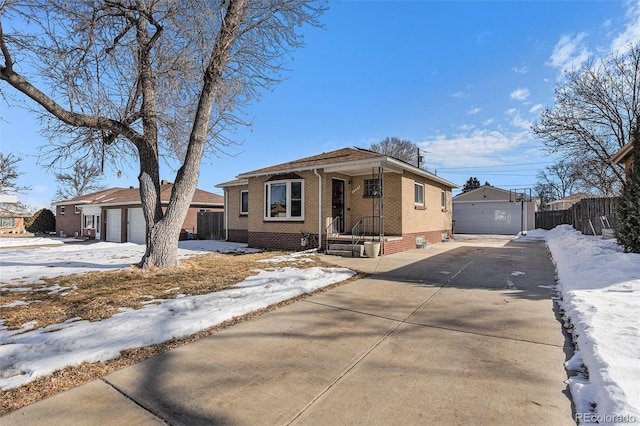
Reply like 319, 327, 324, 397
0, 238, 359, 414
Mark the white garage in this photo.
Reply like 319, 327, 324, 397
452, 186, 536, 235
127, 208, 146, 244
105, 209, 122, 242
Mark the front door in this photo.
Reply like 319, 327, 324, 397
331, 179, 345, 233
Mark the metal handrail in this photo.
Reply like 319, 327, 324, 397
351, 216, 380, 248
325, 216, 340, 252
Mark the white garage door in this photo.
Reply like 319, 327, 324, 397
453, 202, 523, 235
106, 209, 122, 242
127, 208, 146, 244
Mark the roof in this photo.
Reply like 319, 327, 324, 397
216, 178, 249, 188
53, 183, 223, 207
0, 203, 31, 218
234, 147, 457, 188
610, 141, 634, 164
453, 185, 513, 202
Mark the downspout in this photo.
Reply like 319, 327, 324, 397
223, 189, 229, 241
313, 169, 322, 250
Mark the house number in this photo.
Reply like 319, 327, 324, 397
351, 184, 361, 194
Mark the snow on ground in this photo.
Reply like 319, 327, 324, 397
0, 239, 354, 390
0, 236, 65, 248
522, 226, 640, 423
0, 238, 260, 286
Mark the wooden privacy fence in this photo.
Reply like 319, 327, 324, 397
535, 197, 619, 235
197, 211, 224, 240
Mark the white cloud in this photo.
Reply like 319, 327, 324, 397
451, 91, 466, 98
547, 32, 591, 72
418, 128, 528, 168
484, 119, 494, 126
467, 107, 481, 115
505, 108, 517, 115
512, 66, 529, 74
529, 103, 543, 113
510, 87, 530, 101
611, 1, 640, 54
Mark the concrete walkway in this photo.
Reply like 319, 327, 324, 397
1, 237, 574, 425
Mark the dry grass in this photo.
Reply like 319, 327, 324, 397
0, 250, 364, 415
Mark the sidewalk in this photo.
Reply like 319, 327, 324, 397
0, 237, 574, 425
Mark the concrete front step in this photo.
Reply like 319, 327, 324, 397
327, 243, 364, 258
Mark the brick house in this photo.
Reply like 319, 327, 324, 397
0, 194, 31, 234
216, 147, 457, 256
52, 181, 224, 243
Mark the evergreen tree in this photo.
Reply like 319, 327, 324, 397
462, 177, 481, 193
26, 209, 56, 234
614, 124, 640, 253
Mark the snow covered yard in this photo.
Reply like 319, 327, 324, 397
0, 239, 355, 394
524, 226, 639, 424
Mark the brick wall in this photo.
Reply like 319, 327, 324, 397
227, 229, 248, 243
225, 184, 249, 232
55, 205, 82, 237
249, 231, 318, 251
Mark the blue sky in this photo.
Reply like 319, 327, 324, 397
2, 1, 640, 209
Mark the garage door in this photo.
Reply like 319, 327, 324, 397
453, 202, 523, 235
106, 209, 122, 242
127, 208, 146, 244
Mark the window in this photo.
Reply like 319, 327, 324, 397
414, 182, 424, 206
364, 178, 382, 197
240, 190, 249, 215
84, 215, 94, 228
441, 190, 447, 209
60, 206, 65, 215
75, 206, 81, 214
264, 180, 303, 220
0, 218, 15, 227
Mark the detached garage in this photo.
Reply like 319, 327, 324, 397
452, 186, 536, 235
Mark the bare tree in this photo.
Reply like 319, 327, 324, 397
370, 137, 423, 168
53, 159, 106, 201
535, 159, 584, 200
533, 43, 640, 195
0, 152, 30, 194
1, 0, 323, 268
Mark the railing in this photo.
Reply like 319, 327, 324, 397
325, 216, 340, 238
351, 216, 381, 248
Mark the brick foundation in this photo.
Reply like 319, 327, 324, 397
382, 230, 450, 255
249, 231, 319, 251
227, 229, 249, 243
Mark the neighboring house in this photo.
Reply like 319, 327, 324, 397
52, 180, 224, 243
610, 141, 635, 181
452, 185, 536, 235
0, 194, 31, 234
546, 193, 592, 211
216, 147, 457, 255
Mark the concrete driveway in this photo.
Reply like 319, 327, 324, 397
1, 237, 574, 425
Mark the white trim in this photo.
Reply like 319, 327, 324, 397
264, 179, 305, 221
240, 190, 249, 215
414, 182, 425, 206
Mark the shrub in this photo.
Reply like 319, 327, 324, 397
26, 208, 56, 234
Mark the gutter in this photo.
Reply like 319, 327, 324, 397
313, 169, 322, 250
